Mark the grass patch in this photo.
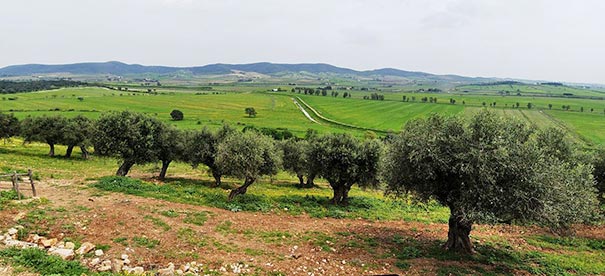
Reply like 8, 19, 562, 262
177, 227, 207, 247
132, 236, 160, 249
160, 209, 180, 218
143, 215, 171, 231
0, 247, 107, 275
183, 211, 209, 226
112, 237, 128, 246
92, 176, 449, 222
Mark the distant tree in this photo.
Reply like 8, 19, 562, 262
170, 109, 184, 121
245, 107, 257, 117
187, 125, 236, 186
591, 108, 594, 112
548, 104, 552, 109
581, 107, 584, 112
61, 115, 94, 158
382, 111, 599, 254
482, 102, 486, 107
20, 115, 67, 157
527, 102, 533, 109
403, 95, 407, 102
343, 92, 348, 98
0, 113, 20, 143
462, 100, 465, 105
93, 111, 166, 176
216, 131, 282, 200
515, 102, 520, 108
307, 133, 381, 205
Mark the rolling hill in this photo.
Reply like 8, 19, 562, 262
0, 61, 488, 83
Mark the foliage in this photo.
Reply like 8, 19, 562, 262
307, 133, 381, 204
280, 139, 309, 186
382, 110, 600, 252
186, 125, 236, 186
216, 131, 282, 199
0, 112, 19, 141
593, 148, 605, 204
61, 115, 94, 157
244, 107, 257, 117
0, 80, 85, 94
93, 110, 167, 176
0, 247, 101, 275
20, 115, 67, 156
170, 109, 184, 121
156, 126, 187, 179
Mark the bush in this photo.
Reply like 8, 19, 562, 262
170, 109, 184, 121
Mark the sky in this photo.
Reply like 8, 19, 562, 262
1, 0, 604, 84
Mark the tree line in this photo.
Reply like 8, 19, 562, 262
1, 110, 604, 254
0, 80, 86, 94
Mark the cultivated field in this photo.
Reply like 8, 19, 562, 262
1, 83, 605, 275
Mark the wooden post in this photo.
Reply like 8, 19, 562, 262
13, 171, 21, 200
28, 169, 37, 197
11, 172, 16, 192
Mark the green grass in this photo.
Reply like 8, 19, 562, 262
0, 247, 112, 275
92, 176, 449, 223
132, 236, 160, 249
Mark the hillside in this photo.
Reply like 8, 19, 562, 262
0, 61, 487, 83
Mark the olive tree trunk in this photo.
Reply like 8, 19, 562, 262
48, 143, 55, 157
329, 182, 351, 205
159, 160, 171, 180
444, 212, 474, 254
80, 146, 89, 159
65, 145, 74, 158
228, 177, 255, 201
211, 169, 222, 187
305, 173, 316, 188
296, 174, 305, 187
116, 160, 135, 176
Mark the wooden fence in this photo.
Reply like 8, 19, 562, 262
0, 170, 37, 200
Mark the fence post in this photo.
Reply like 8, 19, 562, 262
13, 171, 21, 200
28, 169, 37, 197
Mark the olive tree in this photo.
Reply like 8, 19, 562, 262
61, 115, 94, 158
93, 111, 166, 176
593, 148, 605, 204
186, 125, 235, 186
216, 131, 282, 200
156, 126, 187, 180
0, 113, 19, 143
382, 111, 599, 254
20, 115, 67, 156
307, 133, 381, 205
280, 139, 310, 187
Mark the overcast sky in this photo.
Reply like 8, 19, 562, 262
1, 0, 604, 83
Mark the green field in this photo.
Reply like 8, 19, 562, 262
2, 84, 605, 144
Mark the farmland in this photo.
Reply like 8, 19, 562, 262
1, 81, 605, 275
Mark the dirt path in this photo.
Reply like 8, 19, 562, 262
292, 97, 320, 124
2, 179, 602, 275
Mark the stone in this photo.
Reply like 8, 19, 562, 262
4, 239, 37, 248
41, 238, 58, 248
158, 263, 175, 276
97, 265, 111, 272
121, 254, 129, 260
111, 259, 123, 273
7, 228, 18, 235
94, 249, 104, 256
76, 242, 95, 255
48, 248, 75, 260
130, 266, 145, 275
90, 258, 101, 266
176, 269, 183, 275
65, 242, 75, 249
56, 241, 65, 248
123, 259, 131, 265
13, 212, 26, 222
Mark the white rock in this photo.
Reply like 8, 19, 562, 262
97, 265, 111, 272
121, 254, 129, 260
90, 258, 101, 266
7, 228, 18, 235
48, 248, 75, 260
130, 266, 145, 274
76, 242, 95, 255
65, 242, 75, 249
94, 249, 104, 257
123, 259, 131, 265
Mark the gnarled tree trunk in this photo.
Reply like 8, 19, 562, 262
305, 173, 316, 188
329, 182, 351, 205
48, 143, 55, 157
116, 160, 135, 176
159, 160, 171, 180
228, 177, 255, 201
296, 174, 305, 187
444, 212, 474, 254
80, 146, 89, 159
65, 145, 74, 158
211, 170, 222, 187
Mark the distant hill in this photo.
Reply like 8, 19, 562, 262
0, 61, 487, 83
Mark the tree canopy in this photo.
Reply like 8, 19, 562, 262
382, 111, 599, 253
